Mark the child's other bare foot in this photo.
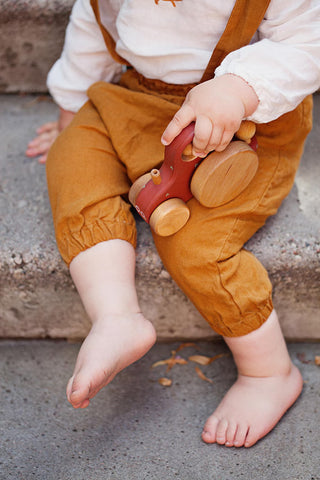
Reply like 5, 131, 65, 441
202, 364, 303, 448
66, 313, 156, 409
202, 310, 303, 447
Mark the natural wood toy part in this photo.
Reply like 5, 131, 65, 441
129, 121, 258, 236
190, 141, 258, 207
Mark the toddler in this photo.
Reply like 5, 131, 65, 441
26, 0, 320, 448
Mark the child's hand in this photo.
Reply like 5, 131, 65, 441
161, 74, 259, 157
26, 121, 60, 164
25, 108, 75, 164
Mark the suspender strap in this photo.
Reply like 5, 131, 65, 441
201, 0, 271, 82
90, 0, 129, 65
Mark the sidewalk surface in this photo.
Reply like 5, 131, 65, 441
0, 339, 319, 480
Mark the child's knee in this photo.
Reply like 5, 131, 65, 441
154, 227, 273, 338
45, 126, 137, 266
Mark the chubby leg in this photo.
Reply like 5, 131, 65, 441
45, 100, 156, 408
153, 131, 307, 446
67, 240, 156, 409
202, 310, 303, 447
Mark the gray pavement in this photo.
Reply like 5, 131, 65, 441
0, 339, 319, 480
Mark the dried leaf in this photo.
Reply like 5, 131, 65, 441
176, 342, 197, 353
152, 355, 188, 371
166, 356, 188, 372
195, 366, 213, 384
315, 356, 320, 366
188, 355, 211, 365
207, 353, 230, 364
158, 377, 172, 387
152, 359, 170, 368
173, 357, 188, 365
189, 353, 229, 365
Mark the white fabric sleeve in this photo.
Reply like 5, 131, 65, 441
215, 0, 320, 123
47, 0, 122, 112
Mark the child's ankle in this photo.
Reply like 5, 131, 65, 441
238, 357, 294, 379
91, 310, 144, 325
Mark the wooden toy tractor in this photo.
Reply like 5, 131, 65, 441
129, 121, 258, 236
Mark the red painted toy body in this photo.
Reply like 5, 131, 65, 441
129, 121, 258, 236
134, 123, 198, 222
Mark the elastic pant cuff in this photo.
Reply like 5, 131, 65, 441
208, 296, 274, 338
57, 219, 137, 267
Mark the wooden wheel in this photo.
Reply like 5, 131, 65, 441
236, 121, 256, 143
149, 198, 190, 236
190, 141, 258, 207
128, 173, 152, 205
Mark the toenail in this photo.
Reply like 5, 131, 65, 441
202, 431, 214, 442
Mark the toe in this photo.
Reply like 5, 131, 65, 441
66, 375, 74, 401
73, 398, 90, 409
202, 416, 219, 443
225, 421, 237, 447
70, 386, 90, 406
233, 423, 249, 447
68, 372, 91, 408
215, 418, 229, 445
244, 427, 261, 448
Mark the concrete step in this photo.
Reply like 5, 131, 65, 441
0, 0, 73, 93
0, 94, 320, 341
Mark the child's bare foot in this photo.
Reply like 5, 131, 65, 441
202, 363, 303, 447
66, 313, 156, 409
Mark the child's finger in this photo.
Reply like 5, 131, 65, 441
214, 129, 234, 152
36, 121, 58, 134
25, 146, 42, 157
28, 130, 54, 148
205, 124, 224, 152
38, 153, 48, 164
192, 116, 215, 155
161, 104, 195, 146
26, 148, 46, 158
27, 137, 43, 148
26, 130, 59, 158
26, 142, 47, 155
26, 138, 53, 157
